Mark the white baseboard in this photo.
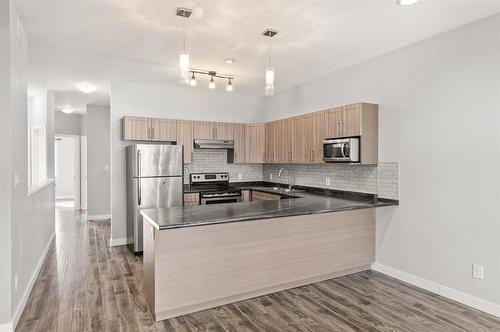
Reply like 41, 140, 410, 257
86, 214, 111, 221
0, 322, 13, 332
12, 231, 55, 330
371, 263, 500, 318
109, 237, 129, 247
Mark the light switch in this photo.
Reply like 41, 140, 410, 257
14, 172, 21, 188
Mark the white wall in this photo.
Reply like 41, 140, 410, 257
5, 3, 56, 328
0, 0, 13, 326
110, 81, 265, 244
55, 111, 85, 136
265, 14, 500, 306
55, 136, 75, 199
86, 105, 111, 217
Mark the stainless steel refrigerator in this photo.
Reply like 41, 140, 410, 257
126, 144, 183, 254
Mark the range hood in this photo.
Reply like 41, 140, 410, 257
194, 139, 234, 149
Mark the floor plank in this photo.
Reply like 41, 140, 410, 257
15, 204, 500, 332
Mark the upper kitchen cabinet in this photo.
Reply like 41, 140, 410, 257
214, 122, 234, 140
306, 111, 326, 163
176, 120, 193, 164
233, 124, 246, 163
122, 116, 151, 141
325, 103, 378, 164
193, 121, 214, 139
193, 121, 234, 140
291, 115, 309, 163
245, 124, 265, 163
151, 118, 177, 141
265, 121, 276, 163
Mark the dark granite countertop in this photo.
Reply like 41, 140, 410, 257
142, 182, 398, 230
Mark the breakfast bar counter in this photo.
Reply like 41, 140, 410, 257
141, 185, 397, 322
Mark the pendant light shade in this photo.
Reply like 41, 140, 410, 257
226, 79, 233, 92
209, 76, 216, 89
265, 68, 275, 96
189, 72, 197, 86
179, 52, 190, 84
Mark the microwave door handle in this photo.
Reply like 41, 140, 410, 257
340, 143, 346, 158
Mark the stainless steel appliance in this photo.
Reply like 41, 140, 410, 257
126, 144, 183, 254
323, 138, 360, 163
194, 139, 234, 149
189, 172, 242, 205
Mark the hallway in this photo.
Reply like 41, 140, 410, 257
15, 205, 500, 331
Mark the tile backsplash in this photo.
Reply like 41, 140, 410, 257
184, 149, 263, 183
263, 162, 399, 200
184, 150, 399, 200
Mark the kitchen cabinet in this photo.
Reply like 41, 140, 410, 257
245, 124, 265, 163
291, 115, 309, 163
193, 121, 214, 139
241, 190, 251, 202
176, 120, 193, 164
306, 111, 326, 163
325, 103, 378, 164
214, 122, 234, 140
265, 122, 276, 163
193, 121, 234, 140
325, 104, 361, 139
183, 193, 199, 206
233, 124, 246, 163
151, 118, 177, 141
122, 116, 151, 141
251, 190, 281, 201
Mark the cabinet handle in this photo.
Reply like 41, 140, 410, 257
340, 121, 343, 136
152, 128, 155, 139
337, 121, 340, 136
312, 150, 315, 162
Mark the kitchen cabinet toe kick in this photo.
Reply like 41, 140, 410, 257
142, 208, 375, 321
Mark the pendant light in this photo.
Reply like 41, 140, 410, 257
208, 72, 216, 89
177, 8, 192, 84
189, 72, 197, 86
263, 29, 278, 96
226, 78, 233, 92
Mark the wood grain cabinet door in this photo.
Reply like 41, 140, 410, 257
308, 111, 326, 163
122, 116, 151, 141
265, 122, 275, 163
245, 124, 265, 163
233, 124, 246, 163
343, 104, 361, 137
292, 116, 308, 163
176, 120, 193, 164
193, 121, 214, 139
214, 123, 234, 140
325, 107, 344, 139
151, 118, 177, 141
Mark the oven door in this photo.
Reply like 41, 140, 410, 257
201, 196, 242, 205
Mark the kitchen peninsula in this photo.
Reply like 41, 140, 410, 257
141, 185, 397, 321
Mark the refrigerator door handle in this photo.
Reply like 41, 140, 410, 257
137, 150, 141, 206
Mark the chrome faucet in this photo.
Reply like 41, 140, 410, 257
278, 167, 293, 192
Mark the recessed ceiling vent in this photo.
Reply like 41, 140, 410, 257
262, 29, 278, 37
176, 7, 192, 18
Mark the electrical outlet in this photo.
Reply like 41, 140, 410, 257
270, 174, 273, 180
15, 273, 18, 291
238, 173, 242, 180
472, 264, 484, 280
325, 177, 331, 187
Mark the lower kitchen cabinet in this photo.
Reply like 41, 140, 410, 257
183, 193, 200, 206
241, 190, 251, 202
251, 191, 281, 201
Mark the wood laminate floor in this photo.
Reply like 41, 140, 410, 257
16, 205, 500, 332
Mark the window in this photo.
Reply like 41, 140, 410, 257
29, 124, 47, 187
28, 93, 48, 191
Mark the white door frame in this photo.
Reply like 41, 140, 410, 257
80, 136, 87, 210
55, 134, 82, 211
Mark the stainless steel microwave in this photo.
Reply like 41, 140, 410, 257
323, 138, 360, 163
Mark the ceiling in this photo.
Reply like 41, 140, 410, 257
17, 0, 500, 111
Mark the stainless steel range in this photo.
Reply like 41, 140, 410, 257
190, 172, 242, 205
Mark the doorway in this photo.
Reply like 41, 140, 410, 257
55, 134, 86, 210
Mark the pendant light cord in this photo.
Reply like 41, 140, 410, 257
182, 18, 186, 51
